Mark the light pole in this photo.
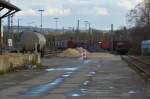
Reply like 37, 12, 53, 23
17, 18, 22, 33
84, 21, 88, 31
38, 9, 44, 32
53, 17, 59, 33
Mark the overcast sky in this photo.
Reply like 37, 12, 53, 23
4, 0, 143, 30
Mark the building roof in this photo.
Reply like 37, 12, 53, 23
0, 0, 21, 18
0, 0, 20, 11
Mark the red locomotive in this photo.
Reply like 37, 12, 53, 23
101, 35, 110, 50
67, 37, 76, 48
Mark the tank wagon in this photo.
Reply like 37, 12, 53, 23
55, 40, 67, 50
20, 31, 46, 53
113, 41, 130, 54
55, 40, 88, 50
141, 40, 150, 55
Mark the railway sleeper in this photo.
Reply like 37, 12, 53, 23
122, 56, 150, 83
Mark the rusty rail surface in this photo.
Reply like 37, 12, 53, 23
122, 55, 150, 82
44, 50, 62, 57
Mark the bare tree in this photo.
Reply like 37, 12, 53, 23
126, 0, 150, 54
127, 0, 150, 27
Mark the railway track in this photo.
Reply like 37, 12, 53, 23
44, 50, 62, 58
122, 55, 150, 83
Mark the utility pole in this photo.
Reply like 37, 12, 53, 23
84, 21, 88, 32
111, 24, 114, 52
77, 19, 80, 32
7, 0, 10, 32
62, 26, 65, 33
84, 21, 91, 34
38, 9, 44, 32
7, 0, 13, 34
88, 22, 91, 34
68, 27, 74, 33
7, 0, 11, 48
11, 15, 13, 34
8, 14, 14, 48
73, 27, 75, 33
0, 18, 3, 54
53, 17, 59, 33
17, 19, 21, 33
111, 24, 113, 33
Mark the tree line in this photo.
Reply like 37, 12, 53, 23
113, 0, 150, 54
